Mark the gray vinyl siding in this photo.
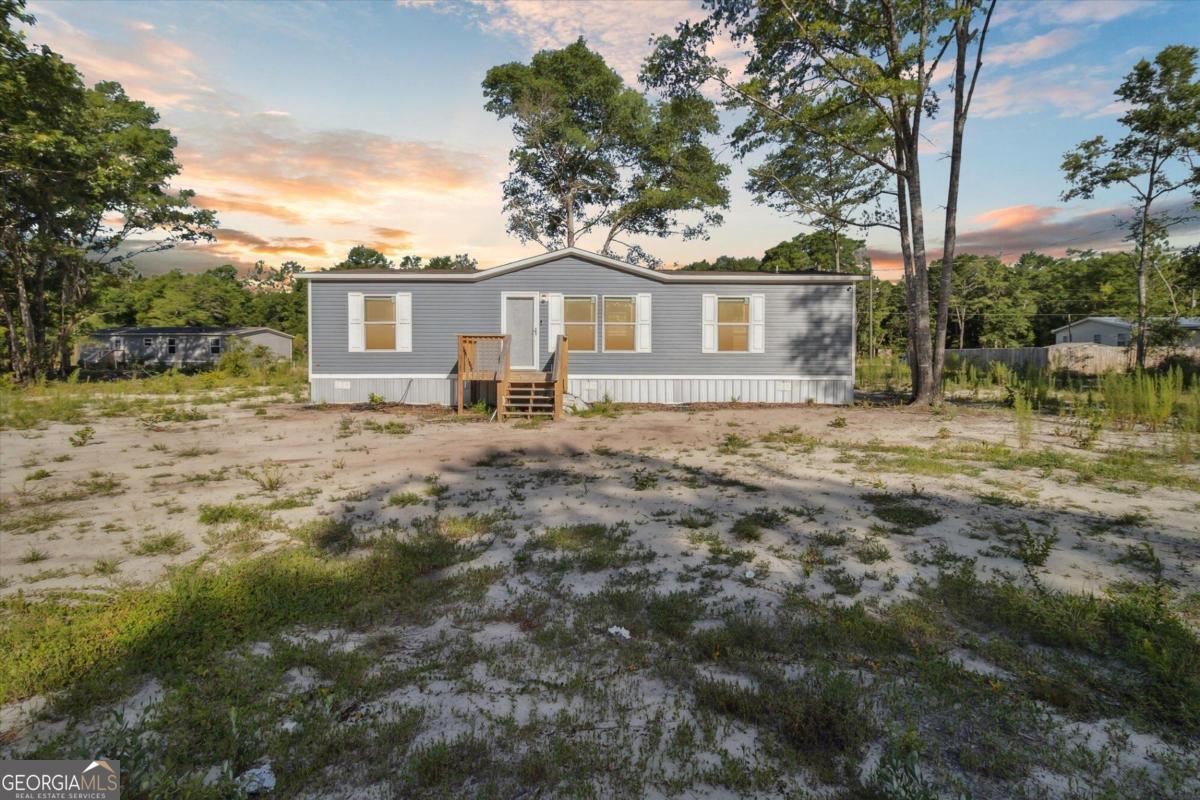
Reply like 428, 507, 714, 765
309, 256, 854, 378
81, 333, 222, 365
236, 330, 293, 360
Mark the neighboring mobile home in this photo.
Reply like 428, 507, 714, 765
79, 326, 294, 367
1052, 316, 1200, 346
300, 248, 861, 413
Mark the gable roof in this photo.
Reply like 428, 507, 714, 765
1050, 316, 1200, 334
1050, 317, 1132, 333
92, 326, 294, 339
295, 247, 864, 284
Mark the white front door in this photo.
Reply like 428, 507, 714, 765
502, 293, 539, 370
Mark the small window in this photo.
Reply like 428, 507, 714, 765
1092, 334, 1102, 344
364, 296, 396, 350
167, 337, 177, 355
564, 296, 596, 352
603, 297, 636, 352
210, 337, 222, 355
110, 336, 123, 350
1116, 334, 1127, 346
717, 297, 751, 352
143, 337, 152, 347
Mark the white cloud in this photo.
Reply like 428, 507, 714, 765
404, 0, 704, 85
989, 28, 1083, 67
973, 65, 1115, 119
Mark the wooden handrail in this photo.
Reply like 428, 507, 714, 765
458, 333, 509, 414
496, 334, 512, 421
551, 335, 568, 420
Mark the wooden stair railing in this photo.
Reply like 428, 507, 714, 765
458, 333, 566, 421
456, 334, 509, 414
551, 335, 568, 421
496, 335, 512, 421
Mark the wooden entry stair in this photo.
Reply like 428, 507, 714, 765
457, 333, 569, 421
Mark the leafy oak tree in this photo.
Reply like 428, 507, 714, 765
329, 246, 394, 271
0, 1, 216, 378
483, 38, 729, 264
1061, 44, 1200, 367
644, 0, 996, 402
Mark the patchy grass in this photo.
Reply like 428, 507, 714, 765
387, 491, 424, 508
760, 426, 820, 452
694, 667, 875, 776
362, 419, 412, 436
677, 509, 717, 529
730, 508, 787, 542
290, 518, 355, 554
0, 532, 475, 708
197, 502, 275, 528
863, 492, 942, 533
518, 522, 652, 572
129, 533, 190, 557
717, 432, 752, 454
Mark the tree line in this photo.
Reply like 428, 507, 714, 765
4, 0, 1199, 402
687, 233, 1200, 356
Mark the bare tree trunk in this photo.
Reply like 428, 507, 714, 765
904, 152, 937, 404
933, 9, 971, 397
0, 295, 23, 378
894, 147, 919, 397
564, 192, 576, 248
1134, 200, 1152, 369
13, 269, 37, 381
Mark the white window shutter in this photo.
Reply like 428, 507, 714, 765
395, 292, 412, 352
547, 293, 564, 353
635, 293, 652, 353
701, 294, 717, 353
348, 292, 365, 352
750, 294, 766, 353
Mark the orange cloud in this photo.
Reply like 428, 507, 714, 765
370, 227, 416, 246
213, 228, 330, 261
972, 205, 1060, 230
192, 193, 304, 225
175, 123, 493, 232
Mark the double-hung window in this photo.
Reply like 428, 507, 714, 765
548, 293, 650, 354
143, 337, 153, 348
718, 298, 750, 352
167, 337, 177, 355
347, 292, 412, 352
603, 297, 636, 352
209, 337, 222, 355
365, 296, 397, 350
564, 296, 597, 352
702, 294, 765, 354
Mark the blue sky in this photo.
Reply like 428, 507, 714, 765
23, 0, 1200, 277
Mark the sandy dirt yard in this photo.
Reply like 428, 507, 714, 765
2, 394, 1199, 798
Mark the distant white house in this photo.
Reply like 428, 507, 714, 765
1052, 316, 1200, 347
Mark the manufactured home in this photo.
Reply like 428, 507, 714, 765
79, 326, 294, 367
299, 248, 861, 417
1052, 316, 1200, 347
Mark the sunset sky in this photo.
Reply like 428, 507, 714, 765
22, 0, 1200, 278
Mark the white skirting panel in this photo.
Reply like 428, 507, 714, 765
309, 375, 853, 406
310, 376, 456, 405
566, 376, 852, 405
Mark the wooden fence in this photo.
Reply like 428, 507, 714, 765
947, 344, 1200, 375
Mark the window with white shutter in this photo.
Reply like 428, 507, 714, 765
635, 293, 651, 353
749, 294, 765, 353
704, 294, 765, 353
395, 292, 412, 352
701, 294, 717, 353
348, 292, 365, 352
547, 293, 564, 352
